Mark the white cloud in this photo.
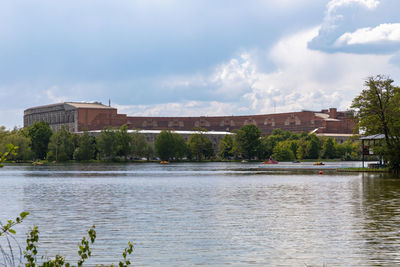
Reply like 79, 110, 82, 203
45, 86, 68, 103
115, 27, 400, 118
308, 0, 400, 53
335, 23, 400, 46
327, 0, 380, 13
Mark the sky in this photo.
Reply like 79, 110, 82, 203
1, 0, 400, 128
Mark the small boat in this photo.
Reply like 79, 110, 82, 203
241, 160, 248, 163
263, 160, 278, 164
160, 161, 169, 164
32, 161, 43, 166
293, 160, 301, 163
313, 162, 325, 165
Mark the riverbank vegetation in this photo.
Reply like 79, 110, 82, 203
0, 122, 361, 163
0, 212, 134, 267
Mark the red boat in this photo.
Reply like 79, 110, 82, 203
262, 160, 278, 164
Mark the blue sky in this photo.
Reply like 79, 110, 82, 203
1, 0, 400, 128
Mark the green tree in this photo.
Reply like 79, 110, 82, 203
172, 133, 188, 160
188, 133, 214, 161
272, 141, 295, 161
0, 131, 33, 161
261, 130, 287, 158
74, 131, 97, 161
47, 126, 75, 161
322, 137, 336, 159
351, 75, 400, 171
131, 131, 148, 159
27, 121, 53, 160
0, 144, 18, 167
115, 125, 132, 160
296, 137, 309, 160
143, 142, 154, 161
306, 134, 321, 159
234, 124, 261, 160
155, 130, 188, 161
218, 134, 234, 159
155, 130, 175, 161
97, 128, 117, 160
336, 140, 360, 160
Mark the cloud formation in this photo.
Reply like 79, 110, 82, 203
309, 0, 400, 54
335, 23, 400, 46
1, 0, 400, 129
119, 27, 400, 118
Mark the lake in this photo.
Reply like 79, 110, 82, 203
1, 162, 400, 266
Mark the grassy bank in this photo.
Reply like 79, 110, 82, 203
337, 167, 390, 173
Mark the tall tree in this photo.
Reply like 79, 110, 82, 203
155, 130, 175, 161
28, 121, 52, 160
172, 133, 188, 160
0, 131, 33, 161
47, 126, 75, 161
115, 125, 132, 160
272, 141, 295, 161
97, 128, 117, 160
74, 131, 96, 161
322, 137, 336, 159
234, 124, 261, 160
352, 75, 400, 171
306, 134, 321, 159
155, 130, 188, 161
131, 131, 148, 159
188, 133, 214, 161
218, 134, 234, 159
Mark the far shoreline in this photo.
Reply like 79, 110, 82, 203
3, 160, 389, 174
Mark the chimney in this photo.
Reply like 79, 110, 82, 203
329, 108, 337, 119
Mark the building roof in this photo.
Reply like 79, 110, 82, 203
66, 102, 115, 109
359, 134, 385, 140
25, 101, 115, 111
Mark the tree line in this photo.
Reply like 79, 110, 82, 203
218, 125, 360, 161
0, 121, 360, 162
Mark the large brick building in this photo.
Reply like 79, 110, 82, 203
24, 102, 355, 135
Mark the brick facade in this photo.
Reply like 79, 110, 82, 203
24, 103, 355, 135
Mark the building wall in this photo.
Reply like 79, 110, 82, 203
24, 103, 77, 132
126, 109, 355, 135
76, 108, 127, 131
24, 103, 355, 135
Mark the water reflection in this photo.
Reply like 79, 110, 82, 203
1, 163, 400, 266
359, 173, 400, 265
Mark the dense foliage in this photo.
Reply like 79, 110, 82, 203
28, 121, 52, 159
0, 122, 360, 163
187, 132, 214, 161
234, 124, 261, 160
219, 126, 360, 161
351, 75, 400, 172
154, 130, 187, 161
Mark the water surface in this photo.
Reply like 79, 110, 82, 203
1, 162, 399, 266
